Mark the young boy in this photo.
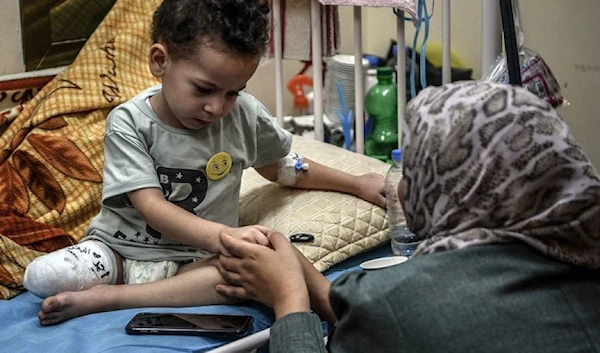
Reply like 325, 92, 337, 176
23, 0, 386, 325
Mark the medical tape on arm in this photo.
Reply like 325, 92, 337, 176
275, 152, 309, 186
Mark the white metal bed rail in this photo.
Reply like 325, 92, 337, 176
271, 0, 502, 154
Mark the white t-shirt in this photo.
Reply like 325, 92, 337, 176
84, 84, 292, 261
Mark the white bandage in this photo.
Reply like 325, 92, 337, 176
276, 152, 309, 186
23, 240, 118, 298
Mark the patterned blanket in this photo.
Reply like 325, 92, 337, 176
0, 0, 161, 299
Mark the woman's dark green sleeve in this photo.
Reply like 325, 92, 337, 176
269, 312, 327, 353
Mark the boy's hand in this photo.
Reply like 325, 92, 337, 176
219, 225, 274, 256
353, 173, 386, 209
216, 231, 310, 319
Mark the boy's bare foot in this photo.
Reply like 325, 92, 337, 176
38, 285, 113, 325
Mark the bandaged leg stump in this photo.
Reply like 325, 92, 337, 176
23, 240, 118, 298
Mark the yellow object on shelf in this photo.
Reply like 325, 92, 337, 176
416, 41, 469, 70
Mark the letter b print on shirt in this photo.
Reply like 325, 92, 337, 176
146, 167, 209, 239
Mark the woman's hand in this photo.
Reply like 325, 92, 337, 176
216, 231, 310, 319
354, 172, 386, 209
219, 225, 273, 256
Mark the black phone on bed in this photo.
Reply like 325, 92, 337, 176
125, 312, 253, 337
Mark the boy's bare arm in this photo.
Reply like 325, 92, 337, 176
255, 158, 386, 208
128, 188, 269, 254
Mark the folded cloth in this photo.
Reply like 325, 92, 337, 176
318, 0, 416, 18
265, 0, 339, 60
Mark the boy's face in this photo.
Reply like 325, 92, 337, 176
149, 42, 260, 130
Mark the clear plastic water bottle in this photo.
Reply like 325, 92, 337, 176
385, 149, 420, 256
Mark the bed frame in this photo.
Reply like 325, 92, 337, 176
270, 0, 505, 154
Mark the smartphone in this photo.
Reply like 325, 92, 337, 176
125, 312, 254, 337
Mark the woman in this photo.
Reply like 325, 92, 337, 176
216, 81, 600, 353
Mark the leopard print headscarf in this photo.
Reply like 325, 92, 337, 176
403, 81, 600, 268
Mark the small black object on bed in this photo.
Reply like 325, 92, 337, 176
289, 233, 315, 243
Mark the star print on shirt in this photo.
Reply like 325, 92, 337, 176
150, 167, 209, 239
157, 167, 208, 210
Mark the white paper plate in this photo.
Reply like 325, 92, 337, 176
359, 256, 408, 270
331, 54, 369, 67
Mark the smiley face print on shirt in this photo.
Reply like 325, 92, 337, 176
206, 152, 232, 181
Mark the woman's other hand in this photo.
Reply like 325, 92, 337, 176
216, 231, 310, 319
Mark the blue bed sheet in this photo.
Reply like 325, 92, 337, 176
0, 244, 391, 353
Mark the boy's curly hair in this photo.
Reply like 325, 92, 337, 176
151, 0, 270, 59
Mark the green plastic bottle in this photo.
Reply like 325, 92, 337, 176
365, 67, 398, 163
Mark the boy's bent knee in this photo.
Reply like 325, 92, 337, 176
23, 240, 118, 298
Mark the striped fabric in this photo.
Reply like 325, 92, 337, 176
318, 0, 416, 18
265, 0, 339, 60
